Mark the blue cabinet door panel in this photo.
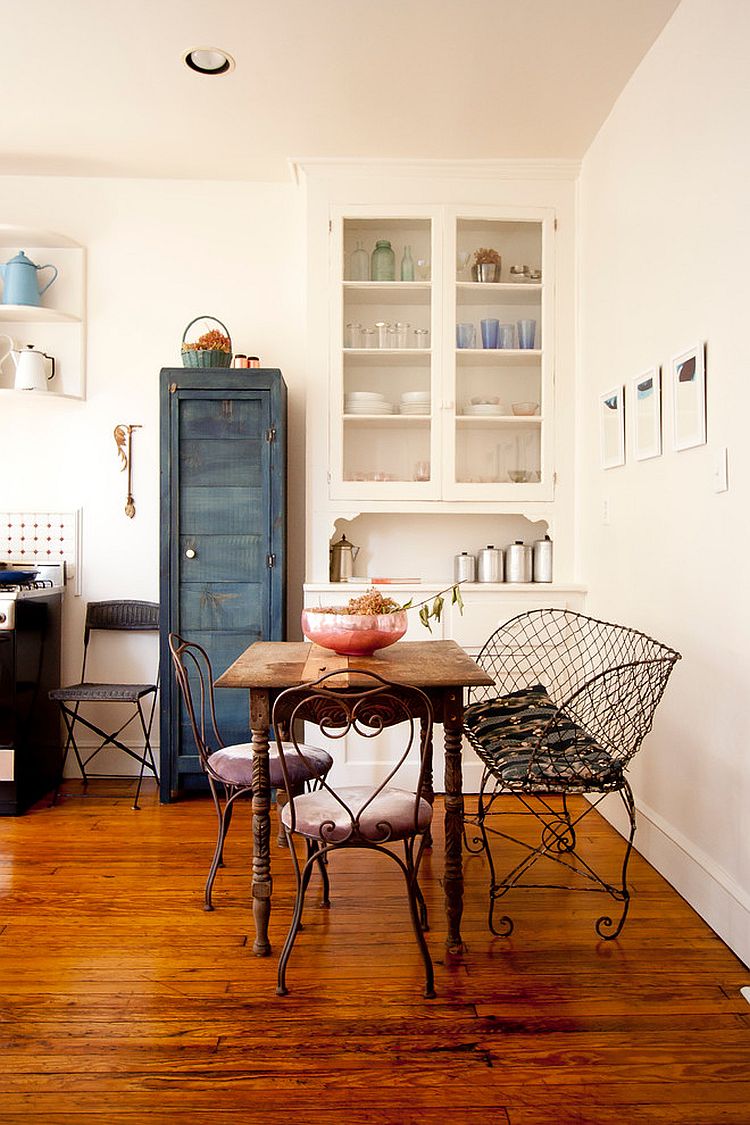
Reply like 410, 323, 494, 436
179, 398, 264, 439
179, 583, 264, 635
179, 439, 264, 488
179, 486, 264, 535
179, 537, 263, 582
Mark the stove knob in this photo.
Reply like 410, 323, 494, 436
0, 613, 6, 624
185, 548, 196, 559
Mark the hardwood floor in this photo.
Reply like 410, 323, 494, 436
1, 781, 748, 1123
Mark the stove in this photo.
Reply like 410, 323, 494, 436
0, 560, 65, 814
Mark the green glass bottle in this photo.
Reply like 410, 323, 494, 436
400, 245, 415, 281
371, 239, 395, 281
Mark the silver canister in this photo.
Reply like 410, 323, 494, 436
454, 552, 476, 583
477, 545, 504, 583
532, 534, 553, 582
505, 540, 533, 583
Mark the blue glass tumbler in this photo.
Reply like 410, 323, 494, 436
480, 318, 500, 349
517, 319, 537, 349
456, 323, 476, 349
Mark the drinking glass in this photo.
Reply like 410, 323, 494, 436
416, 258, 431, 281
517, 319, 537, 349
413, 328, 430, 348
480, 318, 500, 349
456, 251, 472, 280
344, 322, 362, 348
393, 322, 410, 348
361, 328, 377, 348
375, 321, 390, 348
456, 323, 476, 349
414, 461, 430, 481
498, 323, 516, 349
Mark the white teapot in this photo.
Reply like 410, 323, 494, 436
12, 344, 56, 392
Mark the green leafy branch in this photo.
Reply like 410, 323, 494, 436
400, 582, 465, 634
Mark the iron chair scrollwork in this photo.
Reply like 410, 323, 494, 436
462, 608, 680, 940
50, 600, 160, 810
271, 670, 436, 999
168, 634, 333, 911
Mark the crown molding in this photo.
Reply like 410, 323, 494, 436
289, 156, 581, 185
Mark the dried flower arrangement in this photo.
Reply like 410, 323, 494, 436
473, 248, 502, 266
182, 328, 231, 354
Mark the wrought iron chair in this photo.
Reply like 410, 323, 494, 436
272, 670, 436, 999
168, 633, 334, 911
50, 600, 160, 810
462, 608, 680, 939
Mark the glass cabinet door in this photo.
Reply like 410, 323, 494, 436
443, 208, 554, 501
328, 205, 555, 504
330, 208, 441, 501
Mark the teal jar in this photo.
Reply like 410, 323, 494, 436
371, 239, 395, 281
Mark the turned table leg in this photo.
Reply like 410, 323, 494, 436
250, 689, 272, 956
442, 687, 465, 954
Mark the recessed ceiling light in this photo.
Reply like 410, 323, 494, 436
183, 47, 235, 76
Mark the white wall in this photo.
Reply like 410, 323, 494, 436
0, 175, 308, 752
578, 0, 750, 964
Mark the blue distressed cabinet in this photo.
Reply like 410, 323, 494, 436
159, 368, 287, 800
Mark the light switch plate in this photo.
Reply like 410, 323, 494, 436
713, 447, 728, 494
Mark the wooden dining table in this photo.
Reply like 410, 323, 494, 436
215, 638, 493, 956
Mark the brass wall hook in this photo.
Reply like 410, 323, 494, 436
114, 424, 142, 518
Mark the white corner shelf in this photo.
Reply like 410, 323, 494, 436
0, 226, 86, 399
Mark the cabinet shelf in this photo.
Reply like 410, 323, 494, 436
455, 414, 542, 424
343, 414, 431, 428
344, 348, 431, 360
456, 348, 541, 364
0, 305, 80, 324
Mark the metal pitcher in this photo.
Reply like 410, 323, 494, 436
0, 250, 58, 307
329, 534, 360, 582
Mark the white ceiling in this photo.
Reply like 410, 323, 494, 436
4, 0, 680, 182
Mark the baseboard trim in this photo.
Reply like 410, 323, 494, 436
596, 792, 750, 969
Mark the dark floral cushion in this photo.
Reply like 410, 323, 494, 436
463, 685, 620, 789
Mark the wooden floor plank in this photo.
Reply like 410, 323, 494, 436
0, 782, 747, 1123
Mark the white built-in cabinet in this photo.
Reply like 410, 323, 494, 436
0, 226, 86, 399
331, 205, 554, 503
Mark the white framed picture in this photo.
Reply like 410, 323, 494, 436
632, 367, 662, 461
599, 386, 625, 469
671, 344, 706, 451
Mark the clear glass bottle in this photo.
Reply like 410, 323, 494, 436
371, 239, 395, 281
350, 240, 369, 281
400, 245, 414, 281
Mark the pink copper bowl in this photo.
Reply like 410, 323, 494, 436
301, 609, 408, 657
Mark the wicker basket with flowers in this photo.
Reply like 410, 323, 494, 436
181, 316, 233, 368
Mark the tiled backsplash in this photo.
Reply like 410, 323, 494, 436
0, 509, 82, 594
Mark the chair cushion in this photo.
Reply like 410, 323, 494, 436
208, 742, 333, 789
281, 785, 433, 844
49, 681, 157, 703
463, 685, 620, 789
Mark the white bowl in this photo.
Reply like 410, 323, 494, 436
470, 395, 500, 405
346, 390, 385, 401
512, 401, 539, 416
401, 390, 431, 403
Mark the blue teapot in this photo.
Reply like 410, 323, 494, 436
0, 250, 58, 307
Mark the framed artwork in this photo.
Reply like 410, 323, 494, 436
671, 344, 706, 451
632, 367, 662, 461
599, 386, 625, 469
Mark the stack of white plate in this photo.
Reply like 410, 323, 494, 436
462, 402, 507, 416
344, 391, 394, 415
399, 390, 431, 416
